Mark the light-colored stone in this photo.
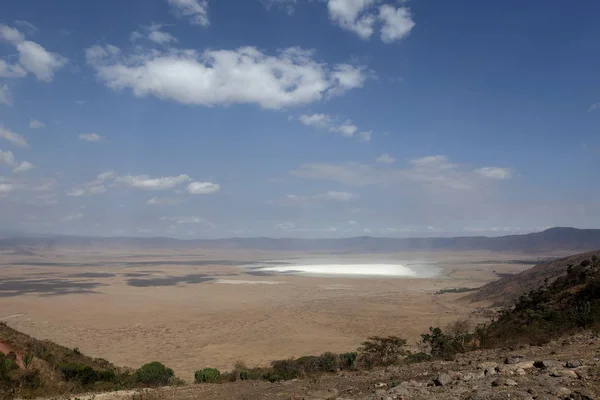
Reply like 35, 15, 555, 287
505, 379, 518, 386
434, 372, 453, 386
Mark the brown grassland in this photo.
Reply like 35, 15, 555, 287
0, 247, 569, 381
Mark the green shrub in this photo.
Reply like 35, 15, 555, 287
194, 368, 221, 383
59, 363, 93, 384
340, 352, 357, 370
238, 370, 249, 380
267, 359, 301, 381
358, 336, 407, 366
23, 352, 34, 369
135, 362, 174, 386
317, 352, 339, 372
16, 369, 41, 389
405, 352, 431, 363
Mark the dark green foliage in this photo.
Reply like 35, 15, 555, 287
405, 352, 431, 363
358, 336, 407, 366
135, 362, 174, 386
435, 287, 477, 294
16, 369, 41, 389
482, 258, 600, 347
22, 352, 33, 370
59, 362, 115, 385
238, 370, 249, 380
267, 359, 301, 381
317, 352, 339, 372
194, 368, 221, 383
339, 352, 358, 370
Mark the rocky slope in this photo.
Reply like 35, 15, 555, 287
48, 332, 600, 400
468, 250, 600, 305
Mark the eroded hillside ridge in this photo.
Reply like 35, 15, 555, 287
469, 249, 600, 305
2, 227, 600, 253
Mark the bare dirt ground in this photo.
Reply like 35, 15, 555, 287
0, 248, 561, 381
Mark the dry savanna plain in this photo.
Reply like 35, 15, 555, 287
0, 246, 572, 380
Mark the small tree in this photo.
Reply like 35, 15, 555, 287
194, 368, 221, 383
23, 352, 34, 370
358, 336, 407, 366
135, 362, 174, 386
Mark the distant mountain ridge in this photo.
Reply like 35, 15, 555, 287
1, 227, 599, 253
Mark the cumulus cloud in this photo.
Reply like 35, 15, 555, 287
297, 113, 372, 141
0, 24, 67, 81
12, 161, 35, 173
378, 4, 415, 43
78, 133, 104, 142
588, 103, 600, 112
298, 113, 331, 128
66, 171, 114, 196
29, 119, 46, 129
0, 150, 16, 166
328, 0, 378, 40
0, 84, 12, 105
0, 126, 28, 147
187, 181, 220, 194
116, 174, 191, 190
131, 23, 178, 45
86, 45, 366, 110
167, 0, 209, 26
376, 153, 395, 164
475, 167, 513, 180
326, 0, 415, 43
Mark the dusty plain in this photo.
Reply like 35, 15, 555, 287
0, 247, 569, 380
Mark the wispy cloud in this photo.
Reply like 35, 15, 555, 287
0, 126, 28, 147
78, 133, 104, 142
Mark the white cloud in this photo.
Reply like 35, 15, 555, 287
588, 103, 600, 112
332, 120, 358, 136
132, 24, 178, 45
187, 181, 220, 194
0, 84, 12, 105
328, 0, 378, 40
298, 113, 372, 141
78, 133, 104, 142
363, 228, 372, 234
0, 183, 17, 195
86, 45, 366, 110
12, 161, 35, 173
14, 20, 37, 33
263, 0, 297, 14
378, 4, 415, 43
0, 150, 16, 166
298, 113, 331, 128
167, 0, 209, 26
275, 190, 357, 205
147, 197, 183, 205
66, 185, 106, 197
291, 155, 511, 191
116, 174, 191, 190
75, 100, 85, 105
348, 220, 358, 225
376, 153, 395, 164
0, 24, 67, 82
0, 127, 28, 147
29, 119, 46, 129
475, 167, 513, 180
0, 60, 27, 78
326, 0, 415, 43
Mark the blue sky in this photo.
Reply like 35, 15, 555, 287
0, 0, 599, 238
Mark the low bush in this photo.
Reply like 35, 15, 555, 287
135, 362, 174, 386
405, 352, 431, 363
339, 352, 358, 370
194, 368, 221, 383
358, 336, 407, 366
